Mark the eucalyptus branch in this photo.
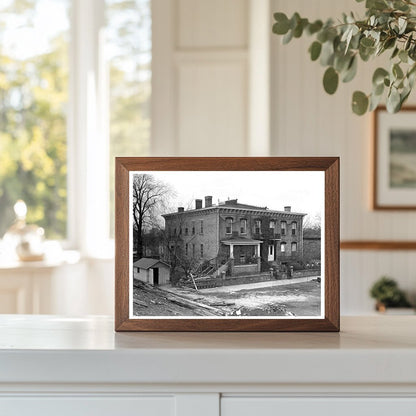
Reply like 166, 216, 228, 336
272, 0, 416, 115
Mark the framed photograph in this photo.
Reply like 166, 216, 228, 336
115, 157, 339, 331
374, 106, 416, 210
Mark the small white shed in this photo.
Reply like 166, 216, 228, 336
133, 258, 170, 286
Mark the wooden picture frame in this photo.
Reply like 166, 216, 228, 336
115, 157, 339, 332
373, 106, 416, 210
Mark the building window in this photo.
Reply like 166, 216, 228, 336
240, 253, 246, 264
200, 220, 203, 234
292, 222, 297, 235
291, 242, 297, 252
280, 242, 286, 252
200, 244, 203, 258
225, 217, 233, 234
179, 227, 182, 235
174, 228, 177, 235
269, 220, 275, 231
281, 221, 287, 236
269, 245, 274, 255
192, 221, 195, 235
254, 220, 261, 234
185, 226, 188, 236
240, 219, 247, 234
192, 244, 195, 257
185, 243, 188, 256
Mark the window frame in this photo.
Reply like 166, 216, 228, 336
254, 219, 261, 234
280, 221, 287, 236
240, 218, 247, 235
225, 217, 233, 234
291, 221, 297, 235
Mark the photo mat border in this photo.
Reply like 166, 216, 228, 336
115, 157, 340, 332
373, 106, 416, 210
128, 170, 325, 320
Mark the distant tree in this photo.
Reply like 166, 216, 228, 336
0, 1, 69, 238
132, 174, 171, 259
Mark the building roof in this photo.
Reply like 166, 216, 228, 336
163, 203, 306, 218
221, 237, 263, 245
133, 258, 169, 269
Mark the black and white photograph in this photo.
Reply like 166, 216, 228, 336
129, 170, 324, 319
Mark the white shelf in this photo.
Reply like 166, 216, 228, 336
0, 315, 415, 387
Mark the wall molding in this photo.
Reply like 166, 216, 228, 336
340, 241, 416, 250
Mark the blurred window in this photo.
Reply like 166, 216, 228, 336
0, 0, 70, 239
0, 0, 151, 247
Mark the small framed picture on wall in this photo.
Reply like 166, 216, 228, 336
374, 106, 416, 209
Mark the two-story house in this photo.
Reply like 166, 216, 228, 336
163, 196, 306, 276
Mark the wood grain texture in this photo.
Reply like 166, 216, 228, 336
373, 106, 416, 210
115, 157, 340, 332
341, 241, 416, 250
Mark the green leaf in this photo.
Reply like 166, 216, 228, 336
393, 63, 404, 79
405, 34, 413, 51
386, 87, 401, 113
372, 68, 389, 86
273, 13, 290, 35
309, 41, 322, 61
293, 18, 308, 38
307, 20, 323, 35
366, 0, 388, 10
323, 67, 339, 94
282, 29, 293, 44
369, 92, 383, 111
399, 49, 408, 63
320, 40, 335, 66
391, 47, 399, 59
334, 51, 353, 73
342, 56, 357, 83
374, 82, 385, 96
398, 17, 407, 34
352, 91, 369, 115
360, 37, 375, 48
383, 37, 396, 50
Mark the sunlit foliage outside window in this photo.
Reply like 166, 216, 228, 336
0, 0, 151, 240
0, 0, 69, 238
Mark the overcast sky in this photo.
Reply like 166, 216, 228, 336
136, 171, 324, 225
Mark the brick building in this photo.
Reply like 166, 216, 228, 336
163, 196, 305, 276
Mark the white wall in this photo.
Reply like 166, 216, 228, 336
152, 0, 253, 156
58, 0, 416, 317
270, 0, 416, 313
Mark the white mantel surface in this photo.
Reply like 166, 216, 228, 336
1, 315, 416, 388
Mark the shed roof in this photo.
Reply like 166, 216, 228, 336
133, 258, 169, 269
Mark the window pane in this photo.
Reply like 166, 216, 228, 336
0, 0, 70, 238
106, 0, 151, 237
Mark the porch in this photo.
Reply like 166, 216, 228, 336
221, 237, 262, 276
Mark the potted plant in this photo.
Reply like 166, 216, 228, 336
369, 276, 413, 312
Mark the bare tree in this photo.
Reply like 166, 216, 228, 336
132, 174, 172, 259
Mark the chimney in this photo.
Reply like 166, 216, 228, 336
225, 199, 238, 206
178, 207, 184, 212
284, 206, 291, 212
205, 196, 213, 208
195, 199, 203, 209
